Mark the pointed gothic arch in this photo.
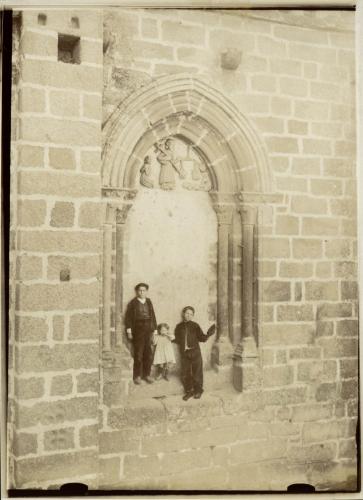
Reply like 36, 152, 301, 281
102, 74, 273, 195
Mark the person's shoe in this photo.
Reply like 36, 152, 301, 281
163, 368, 169, 381
155, 372, 163, 381
133, 377, 142, 385
143, 376, 154, 384
193, 392, 202, 399
182, 392, 194, 401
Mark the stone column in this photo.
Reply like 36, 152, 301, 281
211, 202, 235, 369
233, 205, 258, 391
102, 204, 115, 352
114, 204, 132, 347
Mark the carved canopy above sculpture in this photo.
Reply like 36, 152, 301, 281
102, 74, 273, 195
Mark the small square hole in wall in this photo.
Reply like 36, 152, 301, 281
38, 13, 47, 26
58, 33, 81, 64
71, 17, 80, 29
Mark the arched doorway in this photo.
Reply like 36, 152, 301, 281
101, 75, 273, 398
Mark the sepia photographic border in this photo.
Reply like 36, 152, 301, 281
1, 0, 362, 498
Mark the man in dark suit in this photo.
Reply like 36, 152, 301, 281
125, 283, 157, 384
173, 306, 216, 400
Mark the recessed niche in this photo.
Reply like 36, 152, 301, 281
71, 17, 80, 29
37, 13, 47, 25
57, 33, 81, 64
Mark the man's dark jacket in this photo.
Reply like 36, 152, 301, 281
125, 297, 157, 333
173, 320, 215, 354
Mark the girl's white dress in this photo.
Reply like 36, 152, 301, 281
153, 333, 176, 365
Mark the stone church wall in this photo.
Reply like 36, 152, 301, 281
8, 7, 358, 492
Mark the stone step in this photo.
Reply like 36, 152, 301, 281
128, 367, 232, 400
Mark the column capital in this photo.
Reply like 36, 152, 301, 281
237, 205, 257, 225
213, 204, 234, 225
116, 204, 132, 224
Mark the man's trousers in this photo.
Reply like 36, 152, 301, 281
181, 347, 203, 394
132, 320, 153, 379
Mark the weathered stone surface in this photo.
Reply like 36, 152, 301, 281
318, 337, 358, 359
14, 450, 98, 484
49, 90, 80, 117
336, 319, 358, 337
18, 230, 101, 253
124, 454, 161, 479
50, 374, 73, 396
44, 427, 75, 451
293, 239, 322, 259
17, 199, 46, 227
288, 442, 337, 463
19, 86, 46, 113
289, 346, 322, 359
80, 424, 98, 448
262, 387, 307, 406
291, 403, 333, 422
13, 432, 38, 456
18, 171, 99, 198
69, 313, 99, 340
99, 456, 121, 486
50, 202, 75, 228
230, 438, 286, 464
317, 303, 352, 319
15, 316, 48, 343
305, 281, 339, 301
47, 255, 99, 280
276, 304, 314, 321
263, 323, 314, 346
340, 359, 358, 379
108, 399, 166, 429
297, 360, 337, 383
15, 377, 45, 400
261, 280, 290, 302
16, 396, 98, 428
80, 150, 101, 173
302, 420, 350, 443
18, 145, 44, 168
49, 147, 76, 170
16, 283, 99, 311
263, 366, 294, 387
52, 315, 64, 341
341, 281, 358, 300
341, 379, 358, 400
315, 321, 333, 338
16, 344, 98, 374
77, 371, 99, 393
100, 430, 139, 454
279, 262, 313, 279
78, 202, 102, 228
314, 382, 338, 402
16, 255, 43, 281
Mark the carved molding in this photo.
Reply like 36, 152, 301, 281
102, 187, 138, 200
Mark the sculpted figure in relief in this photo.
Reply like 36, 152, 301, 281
140, 156, 154, 189
155, 138, 185, 190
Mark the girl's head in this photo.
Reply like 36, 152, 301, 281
157, 323, 169, 335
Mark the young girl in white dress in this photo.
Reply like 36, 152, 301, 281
153, 323, 176, 381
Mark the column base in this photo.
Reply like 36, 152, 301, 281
211, 337, 234, 371
232, 337, 260, 392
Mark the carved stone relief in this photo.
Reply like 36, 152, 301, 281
139, 137, 212, 192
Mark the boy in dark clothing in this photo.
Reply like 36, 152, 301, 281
125, 283, 157, 385
173, 306, 216, 401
